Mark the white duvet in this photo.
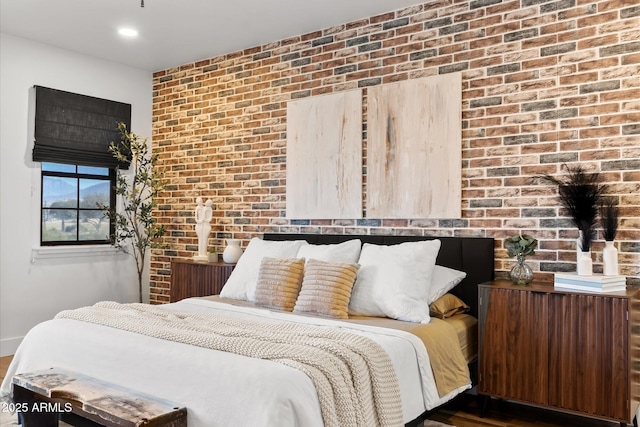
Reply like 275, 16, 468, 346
1, 298, 470, 426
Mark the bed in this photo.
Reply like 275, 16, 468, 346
1, 234, 494, 427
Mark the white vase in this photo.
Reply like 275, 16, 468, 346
222, 239, 243, 264
602, 241, 619, 276
577, 250, 593, 276
576, 230, 583, 255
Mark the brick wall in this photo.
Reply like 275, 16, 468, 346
150, 0, 640, 304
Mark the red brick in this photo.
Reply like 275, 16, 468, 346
580, 149, 623, 160
455, 48, 486, 61
521, 143, 559, 154
624, 171, 640, 181
470, 76, 504, 88
486, 22, 520, 37
580, 126, 621, 138
470, 15, 502, 31
577, 11, 619, 28
470, 35, 502, 49
522, 34, 558, 50
148, 0, 640, 302
578, 57, 619, 71
503, 72, 539, 85
486, 105, 520, 115
580, 103, 620, 115
601, 89, 640, 102
560, 72, 599, 85
622, 53, 640, 65
561, 27, 597, 43
601, 113, 640, 124
521, 57, 558, 71
540, 22, 576, 36
470, 56, 503, 69
581, 33, 621, 50
486, 126, 520, 136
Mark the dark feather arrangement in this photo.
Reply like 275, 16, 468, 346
600, 197, 619, 242
537, 164, 608, 252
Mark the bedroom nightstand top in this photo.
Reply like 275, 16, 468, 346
479, 279, 639, 298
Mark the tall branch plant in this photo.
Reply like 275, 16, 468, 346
100, 123, 166, 302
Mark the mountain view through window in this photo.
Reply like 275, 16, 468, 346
41, 162, 114, 244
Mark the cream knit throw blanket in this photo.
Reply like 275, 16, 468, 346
56, 302, 403, 427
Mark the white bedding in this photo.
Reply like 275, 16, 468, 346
1, 298, 470, 426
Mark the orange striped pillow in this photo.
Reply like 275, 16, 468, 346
293, 259, 359, 319
254, 257, 305, 311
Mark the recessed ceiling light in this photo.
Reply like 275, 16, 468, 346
118, 28, 138, 38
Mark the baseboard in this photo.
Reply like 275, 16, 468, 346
0, 336, 23, 357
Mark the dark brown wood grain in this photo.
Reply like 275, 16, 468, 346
632, 295, 640, 414
549, 294, 628, 420
169, 259, 234, 302
478, 286, 548, 405
478, 280, 640, 425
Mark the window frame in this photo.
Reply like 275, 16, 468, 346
40, 163, 116, 246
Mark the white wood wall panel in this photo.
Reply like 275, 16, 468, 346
366, 73, 462, 219
286, 90, 363, 219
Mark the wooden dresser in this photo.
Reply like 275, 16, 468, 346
170, 259, 234, 302
478, 280, 640, 425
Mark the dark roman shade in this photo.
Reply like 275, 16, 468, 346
32, 86, 132, 169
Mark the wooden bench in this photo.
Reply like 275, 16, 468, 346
12, 368, 187, 427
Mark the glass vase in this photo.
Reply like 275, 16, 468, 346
509, 255, 534, 285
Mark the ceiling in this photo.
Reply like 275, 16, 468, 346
1, 0, 421, 72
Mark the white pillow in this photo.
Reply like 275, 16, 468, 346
296, 239, 362, 264
349, 240, 441, 323
428, 265, 467, 305
220, 238, 306, 301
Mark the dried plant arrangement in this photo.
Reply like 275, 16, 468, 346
537, 164, 607, 252
599, 197, 620, 242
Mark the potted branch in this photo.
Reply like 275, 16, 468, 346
504, 234, 538, 285
600, 197, 620, 275
100, 123, 166, 302
537, 164, 607, 276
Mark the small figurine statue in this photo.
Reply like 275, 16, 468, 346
194, 197, 213, 260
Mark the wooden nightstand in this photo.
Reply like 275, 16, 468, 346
478, 280, 640, 426
170, 259, 234, 302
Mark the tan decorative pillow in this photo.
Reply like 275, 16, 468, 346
254, 257, 305, 311
293, 259, 359, 319
429, 293, 470, 319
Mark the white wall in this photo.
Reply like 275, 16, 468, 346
0, 33, 153, 356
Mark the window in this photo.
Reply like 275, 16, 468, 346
41, 162, 115, 245
31, 85, 131, 246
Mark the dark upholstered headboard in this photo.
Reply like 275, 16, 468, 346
263, 233, 495, 318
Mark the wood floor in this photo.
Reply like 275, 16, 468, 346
426, 392, 627, 427
0, 356, 10, 385
0, 354, 629, 427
